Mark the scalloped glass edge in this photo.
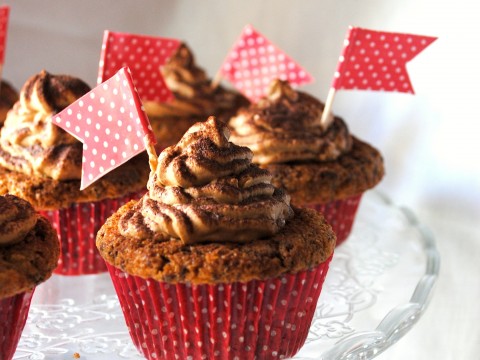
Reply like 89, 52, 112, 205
12, 191, 440, 360
315, 191, 441, 360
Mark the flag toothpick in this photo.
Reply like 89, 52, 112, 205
54, 67, 156, 190
218, 24, 313, 102
143, 134, 158, 173
320, 88, 336, 130
98, 31, 181, 103
320, 26, 437, 129
0, 5, 10, 80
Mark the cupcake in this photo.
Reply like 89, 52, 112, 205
96, 117, 335, 360
228, 79, 384, 246
0, 70, 150, 275
143, 43, 249, 150
0, 80, 19, 126
0, 194, 60, 360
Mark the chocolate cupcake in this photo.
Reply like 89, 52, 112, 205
97, 117, 335, 360
0, 70, 150, 275
0, 194, 59, 360
229, 79, 384, 246
0, 80, 19, 127
143, 43, 248, 149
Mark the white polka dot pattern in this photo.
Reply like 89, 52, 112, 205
54, 67, 155, 190
97, 31, 181, 103
220, 24, 313, 102
38, 190, 144, 275
107, 258, 332, 360
332, 27, 437, 93
307, 194, 362, 247
0, 6, 9, 65
0, 290, 34, 359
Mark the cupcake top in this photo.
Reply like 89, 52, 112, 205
0, 70, 150, 209
229, 79, 384, 204
0, 194, 59, 298
0, 80, 19, 126
0, 70, 89, 181
229, 79, 352, 165
143, 43, 248, 122
97, 117, 335, 284
121, 116, 293, 244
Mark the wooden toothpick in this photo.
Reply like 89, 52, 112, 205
320, 87, 336, 131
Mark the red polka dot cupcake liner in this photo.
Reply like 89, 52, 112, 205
39, 191, 144, 276
107, 255, 332, 360
306, 194, 362, 247
0, 290, 34, 360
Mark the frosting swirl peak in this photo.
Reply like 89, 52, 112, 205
229, 79, 352, 164
155, 117, 252, 188
143, 44, 249, 149
0, 70, 90, 180
120, 117, 293, 244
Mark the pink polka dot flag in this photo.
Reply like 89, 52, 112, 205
219, 24, 313, 102
0, 6, 9, 66
97, 30, 181, 103
332, 27, 437, 93
54, 67, 155, 190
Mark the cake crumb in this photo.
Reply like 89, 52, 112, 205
73, 353, 80, 359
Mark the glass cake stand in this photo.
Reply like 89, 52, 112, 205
13, 191, 440, 360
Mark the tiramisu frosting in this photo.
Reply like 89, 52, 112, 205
229, 79, 352, 164
119, 116, 293, 244
0, 70, 90, 180
0, 80, 19, 125
0, 194, 38, 246
143, 43, 246, 120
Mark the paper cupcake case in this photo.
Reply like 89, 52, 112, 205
107, 256, 332, 360
39, 191, 145, 276
0, 290, 34, 360
307, 194, 362, 247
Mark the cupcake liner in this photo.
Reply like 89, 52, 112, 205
0, 290, 34, 360
307, 194, 362, 246
107, 255, 332, 360
39, 191, 144, 276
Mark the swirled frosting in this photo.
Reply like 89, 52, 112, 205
0, 80, 19, 126
119, 116, 293, 244
0, 70, 90, 180
143, 43, 247, 120
0, 194, 38, 246
229, 79, 352, 165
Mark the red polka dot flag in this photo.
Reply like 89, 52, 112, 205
97, 31, 181, 103
219, 24, 313, 102
332, 27, 437, 93
54, 67, 155, 190
0, 6, 9, 66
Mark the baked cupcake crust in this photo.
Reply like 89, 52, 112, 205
0, 215, 60, 298
97, 201, 335, 284
0, 153, 150, 210
264, 137, 385, 204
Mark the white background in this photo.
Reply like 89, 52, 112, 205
6, 1, 480, 359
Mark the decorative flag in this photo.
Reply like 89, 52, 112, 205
54, 67, 155, 190
320, 26, 437, 129
97, 31, 181, 103
219, 24, 313, 102
0, 5, 9, 68
332, 26, 437, 93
